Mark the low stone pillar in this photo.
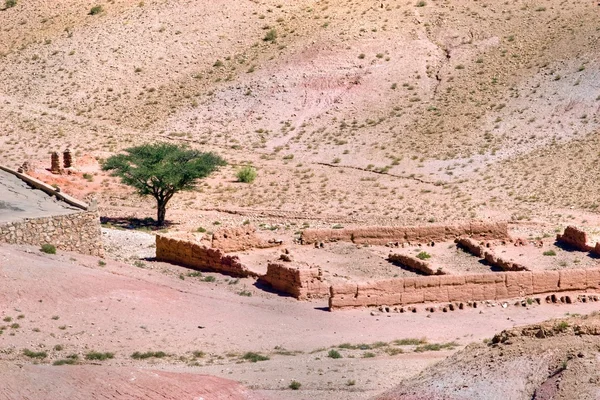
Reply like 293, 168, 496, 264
63, 149, 73, 168
50, 152, 60, 174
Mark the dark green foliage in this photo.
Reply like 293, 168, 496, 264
289, 380, 301, 390
102, 143, 225, 225
328, 349, 342, 359
23, 349, 47, 359
241, 352, 269, 362
416, 251, 431, 260
131, 351, 167, 359
89, 5, 103, 15
40, 244, 56, 254
5, 0, 17, 8
85, 351, 114, 360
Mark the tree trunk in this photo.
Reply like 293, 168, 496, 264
157, 201, 167, 226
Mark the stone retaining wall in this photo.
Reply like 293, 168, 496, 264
329, 268, 600, 310
259, 262, 330, 299
155, 235, 258, 278
302, 221, 508, 246
0, 211, 103, 256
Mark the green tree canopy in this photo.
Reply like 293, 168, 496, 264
101, 143, 226, 226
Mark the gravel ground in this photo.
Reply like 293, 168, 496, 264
101, 227, 156, 262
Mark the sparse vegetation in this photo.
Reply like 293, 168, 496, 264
241, 352, 269, 362
23, 349, 47, 359
543, 250, 557, 256
85, 351, 114, 361
416, 251, 431, 260
131, 351, 168, 359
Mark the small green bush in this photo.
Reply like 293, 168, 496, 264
131, 351, 167, 359
40, 244, 56, 254
23, 349, 47, 359
89, 5, 103, 15
263, 29, 277, 42
236, 166, 257, 183
543, 250, 557, 256
242, 352, 269, 362
327, 349, 342, 359
5, 0, 17, 8
85, 351, 114, 361
416, 251, 431, 260
289, 380, 301, 390
53, 358, 77, 366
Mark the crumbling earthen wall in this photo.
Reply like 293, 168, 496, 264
259, 262, 330, 299
302, 221, 508, 246
211, 225, 279, 253
0, 211, 103, 256
329, 268, 600, 310
155, 235, 258, 277
556, 226, 593, 252
456, 237, 528, 272
387, 253, 447, 275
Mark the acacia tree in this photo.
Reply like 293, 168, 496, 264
102, 143, 226, 226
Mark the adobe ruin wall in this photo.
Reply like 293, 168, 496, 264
456, 237, 528, 272
0, 211, 103, 256
155, 235, 258, 278
329, 268, 600, 310
301, 221, 508, 246
259, 262, 330, 299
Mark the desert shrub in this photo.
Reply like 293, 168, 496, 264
85, 351, 114, 360
40, 244, 56, 254
327, 349, 342, 359
394, 338, 427, 346
236, 166, 257, 183
23, 349, 47, 359
543, 250, 557, 256
131, 351, 167, 359
263, 29, 277, 42
416, 251, 431, 260
242, 352, 269, 362
53, 358, 77, 366
89, 5, 103, 15
414, 342, 458, 352
289, 380, 301, 390
555, 321, 569, 332
5, 0, 17, 8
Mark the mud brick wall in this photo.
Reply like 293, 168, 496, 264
259, 262, 330, 299
302, 221, 508, 246
0, 211, 103, 256
457, 238, 528, 272
211, 225, 279, 253
329, 269, 600, 310
155, 235, 258, 278
387, 253, 447, 275
556, 226, 593, 252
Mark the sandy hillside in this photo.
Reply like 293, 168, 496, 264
0, 0, 598, 227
